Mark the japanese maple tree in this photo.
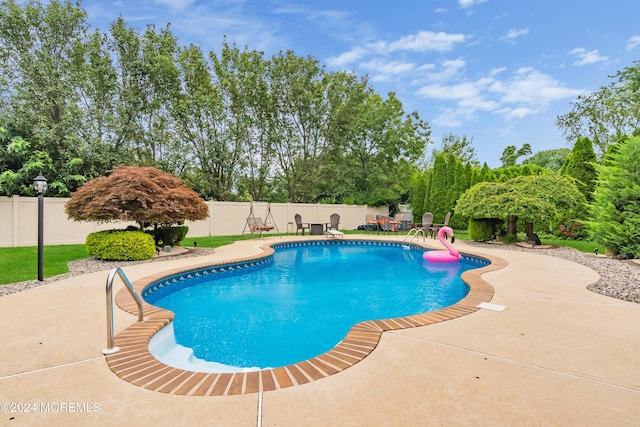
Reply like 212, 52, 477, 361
65, 166, 209, 229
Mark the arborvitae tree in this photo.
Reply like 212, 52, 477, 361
444, 154, 459, 214
560, 137, 598, 201
588, 136, 640, 257
450, 160, 469, 229
423, 171, 433, 217
478, 162, 494, 183
470, 166, 481, 186
409, 171, 427, 222
428, 154, 448, 222
463, 162, 473, 189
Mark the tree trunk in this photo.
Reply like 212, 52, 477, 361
524, 222, 534, 239
507, 215, 518, 235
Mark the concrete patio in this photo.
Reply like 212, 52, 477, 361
1, 236, 639, 426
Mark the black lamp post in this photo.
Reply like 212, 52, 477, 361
33, 172, 48, 281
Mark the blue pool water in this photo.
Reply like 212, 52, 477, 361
144, 241, 485, 369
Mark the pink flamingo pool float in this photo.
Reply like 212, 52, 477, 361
422, 226, 460, 262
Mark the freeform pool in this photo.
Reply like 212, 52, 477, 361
143, 241, 488, 372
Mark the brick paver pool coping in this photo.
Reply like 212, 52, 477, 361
106, 240, 507, 396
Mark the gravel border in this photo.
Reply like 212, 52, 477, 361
463, 241, 639, 304
1, 243, 638, 305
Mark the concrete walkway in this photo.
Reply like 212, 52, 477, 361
1, 236, 639, 426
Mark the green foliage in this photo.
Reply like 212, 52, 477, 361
557, 60, 640, 156
409, 171, 427, 222
152, 225, 189, 246
455, 174, 587, 234
427, 154, 448, 221
555, 221, 588, 240
86, 230, 155, 261
587, 136, 640, 257
500, 144, 532, 167
501, 233, 519, 244
433, 133, 478, 165
0, 1, 430, 204
523, 148, 571, 171
560, 137, 597, 201
468, 218, 504, 241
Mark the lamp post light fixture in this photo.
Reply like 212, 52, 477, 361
33, 172, 48, 281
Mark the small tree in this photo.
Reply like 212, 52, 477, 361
588, 136, 640, 257
455, 174, 586, 236
65, 166, 209, 229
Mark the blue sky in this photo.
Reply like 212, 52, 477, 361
82, 0, 640, 167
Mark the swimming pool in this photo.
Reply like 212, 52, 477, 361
143, 240, 488, 372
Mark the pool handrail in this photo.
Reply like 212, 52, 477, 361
103, 267, 144, 355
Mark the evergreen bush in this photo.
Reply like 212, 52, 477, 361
86, 230, 155, 261
588, 136, 640, 258
152, 225, 189, 246
468, 218, 504, 241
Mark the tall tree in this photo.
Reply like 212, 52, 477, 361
267, 51, 332, 202
0, 0, 89, 195
560, 137, 597, 201
523, 148, 571, 171
435, 133, 478, 165
587, 136, 640, 257
500, 143, 532, 167
428, 153, 448, 222
556, 60, 640, 156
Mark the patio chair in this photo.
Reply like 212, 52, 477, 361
328, 213, 340, 230
416, 212, 434, 238
294, 214, 309, 235
325, 228, 344, 239
430, 212, 451, 238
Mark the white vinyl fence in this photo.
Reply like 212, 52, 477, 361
0, 196, 390, 247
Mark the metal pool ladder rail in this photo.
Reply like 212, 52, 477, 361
102, 267, 144, 355
402, 228, 425, 249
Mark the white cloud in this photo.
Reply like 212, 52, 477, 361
490, 67, 583, 106
500, 28, 529, 44
433, 108, 464, 127
435, 8, 447, 14
458, 0, 487, 8
417, 67, 582, 126
326, 48, 367, 67
372, 31, 467, 53
422, 57, 467, 83
328, 30, 468, 74
627, 35, 640, 51
498, 106, 540, 119
418, 81, 482, 100
154, 0, 196, 10
361, 59, 415, 75
568, 48, 608, 66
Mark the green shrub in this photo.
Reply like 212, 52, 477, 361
86, 230, 155, 261
502, 233, 519, 244
152, 225, 189, 246
468, 218, 504, 241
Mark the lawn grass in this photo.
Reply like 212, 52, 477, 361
0, 230, 600, 285
0, 244, 87, 285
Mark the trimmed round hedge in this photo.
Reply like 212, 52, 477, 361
86, 230, 156, 261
